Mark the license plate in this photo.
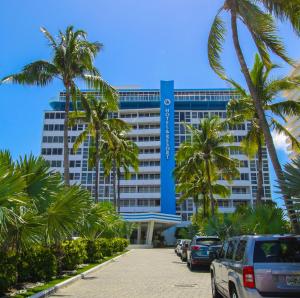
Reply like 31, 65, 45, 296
286, 276, 300, 286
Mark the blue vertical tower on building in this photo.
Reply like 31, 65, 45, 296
160, 81, 176, 214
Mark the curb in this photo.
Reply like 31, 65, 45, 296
30, 250, 131, 298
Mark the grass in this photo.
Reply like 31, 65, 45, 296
13, 250, 128, 298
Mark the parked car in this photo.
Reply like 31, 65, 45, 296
175, 239, 181, 254
180, 239, 191, 262
210, 235, 300, 298
187, 236, 222, 270
175, 239, 190, 256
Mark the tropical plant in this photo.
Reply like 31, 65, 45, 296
70, 94, 127, 203
208, 0, 300, 232
198, 203, 290, 240
280, 156, 300, 222
175, 117, 239, 217
101, 127, 139, 212
227, 54, 300, 205
78, 201, 123, 240
2, 26, 117, 186
175, 162, 230, 218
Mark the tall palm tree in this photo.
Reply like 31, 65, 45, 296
101, 128, 139, 212
70, 94, 127, 203
2, 26, 117, 186
176, 117, 239, 216
208, 0, 300, 231
227, 54, 300, 205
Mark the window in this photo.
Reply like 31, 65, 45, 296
239, 160, 248, 168
219, 242, 229, 259
240, 173, 249, 181
226, 241, 236, 260
235, 240, 247, 261
254, 239, 300, 263
232, 187, 248, 194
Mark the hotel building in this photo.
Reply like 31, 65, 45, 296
41, 81, 271, 244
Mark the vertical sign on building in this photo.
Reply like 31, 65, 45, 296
160, 80, 176, 214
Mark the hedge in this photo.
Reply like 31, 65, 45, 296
0, 237, 128, 295
18, 246, 57, 282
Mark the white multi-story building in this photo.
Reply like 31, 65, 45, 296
41, 81, 271, 245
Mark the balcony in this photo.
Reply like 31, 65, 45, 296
120, 179, 160, 186
128, 128, 160, 136
120, 206, 160, 213
120, 193, 160, 199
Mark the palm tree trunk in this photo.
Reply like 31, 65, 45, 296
117, 168, 121, 213
230, 9, 300, 233
256, 138, 263, 205
94, 129, 100, 203
112, 162, 117, 210
194, 196, 199, 216
205, 159, 215, 217
63, 84, 70, 186
202, 193, 207, 218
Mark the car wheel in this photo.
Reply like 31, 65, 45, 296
189, 259, 195, 271
211, 274, 222, 298
230, 286, 238, 298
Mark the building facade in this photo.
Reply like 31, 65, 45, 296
41, 81, 271, 224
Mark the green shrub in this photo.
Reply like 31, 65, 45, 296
61, 239, 87, 270
18, 246, 57, 282
111, 238, 129, 253
0, 252, 17, 294
95, 238, 113, 257
84, 240, 103, 263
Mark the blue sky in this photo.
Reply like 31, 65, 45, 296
0, 0, 299, 206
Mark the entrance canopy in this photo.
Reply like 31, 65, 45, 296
121, 213, 181, 246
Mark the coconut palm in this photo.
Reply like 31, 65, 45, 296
175, 117, 239, 216
208, 0, 300, 231
70, 94, 127, 203
2, 26, 117, 186
175, 170, 230, 218
175, 150, 230, 217
101, 128, 139, 212
227, 54, 300, 205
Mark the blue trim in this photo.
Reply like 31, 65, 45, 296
175, 101, 227, 110
121, 212, 181, 223
160, 81, 176, 215
120, 102, 160, 109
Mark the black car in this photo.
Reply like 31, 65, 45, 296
187, 236, 222, 270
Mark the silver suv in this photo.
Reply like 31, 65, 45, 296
210, 235, 300, 298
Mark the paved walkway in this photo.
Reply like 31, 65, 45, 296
51, 249, 212, 298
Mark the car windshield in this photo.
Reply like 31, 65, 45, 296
196, 238, 221, 246
254, 238, 300, 263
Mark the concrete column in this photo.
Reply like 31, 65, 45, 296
146, 220, 155, 246
137, 223, 142, 244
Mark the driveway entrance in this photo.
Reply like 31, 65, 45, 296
50, 249, 212, 298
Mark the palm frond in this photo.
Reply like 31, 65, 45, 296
208, 8, 226, 78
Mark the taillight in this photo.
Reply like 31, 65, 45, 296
191, 245, 200, 250
243, 266, 255, 288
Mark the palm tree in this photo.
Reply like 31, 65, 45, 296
70, 94, 127, 203
227, 54, 300, 205
280, 157, 300, 222
2, 26, 117, 186
0, 151, 94, 280
101, 128, 139, 212
175, 117, 239, 217
175, 150, 230, 218
208, 0, 300, 231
